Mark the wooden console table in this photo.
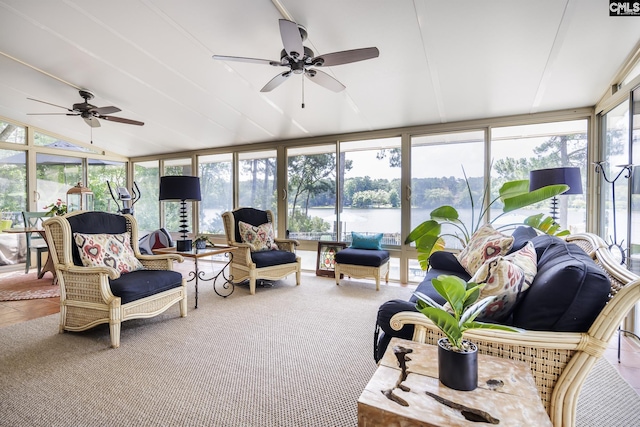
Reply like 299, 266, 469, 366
153, 245, 236, 308
358, 337, 551, 427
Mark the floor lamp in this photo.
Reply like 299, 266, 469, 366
529, 167, 583, 222
159, 176, 202, 252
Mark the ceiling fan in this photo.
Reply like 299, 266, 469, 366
27, 90, 144, 128
213, 19, 379, 97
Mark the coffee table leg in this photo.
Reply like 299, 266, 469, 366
186, 257, 200, 309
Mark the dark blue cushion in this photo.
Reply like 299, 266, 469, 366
375, 299, 417, 362
512, 237, 610, 332
250, 250, 297, 268
409, 267, 470, 304
67, 212, 128, 266
428, 251, 467, 275
335, 248, 389, 267
109, 270, 183, 305
507, 226, 538, 254
232, 208, 269, 243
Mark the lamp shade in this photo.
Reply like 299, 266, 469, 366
529, 167, 583, 195
159, 176, 201, 201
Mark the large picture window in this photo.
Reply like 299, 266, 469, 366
199, 153, 232, 234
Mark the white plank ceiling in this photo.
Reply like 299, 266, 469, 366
0, 0, 639, 157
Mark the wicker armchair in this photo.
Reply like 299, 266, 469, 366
43, 211, 188, 348
222, 207, 301, 295
390, 232, 640, 427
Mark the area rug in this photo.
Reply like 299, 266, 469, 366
0, 271, 58, 301
0, 274, 638, 426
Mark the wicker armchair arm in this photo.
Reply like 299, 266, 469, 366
58, 264, 120, 280
274, 238, 299, 252
56, 264, 119, 304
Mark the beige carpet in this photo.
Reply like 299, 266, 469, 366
0, 273, 638, 426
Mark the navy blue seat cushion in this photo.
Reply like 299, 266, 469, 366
251, 250, 297, 268
375, 299, 417, 362
335, 248, 390, 267
512, 235, 610, 332
67, 212, 128, 266
109, 269, 183, 305
232, 208, 269, 243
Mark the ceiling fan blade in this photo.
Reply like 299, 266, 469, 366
84, 117, 101, 128
305, 70, 345, 92
260, 71, 292, 92
279, 19, 304, 62
91, 106, 121, 115
213, 55, 283, 66
313, 47, 379, 67
100, 115, 145, 126
27, 97, 73, 112
27, 112, 78, 116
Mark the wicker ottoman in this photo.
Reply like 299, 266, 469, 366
335, 247, 390, 291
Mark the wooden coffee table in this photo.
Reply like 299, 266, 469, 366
153, 245, 236, 308
358, 337, 551, 427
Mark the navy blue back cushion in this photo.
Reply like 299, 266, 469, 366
233, 208, 269, 243
67, 212, 128, 266
512, 235, 610, 332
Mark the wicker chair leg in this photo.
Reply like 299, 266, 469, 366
296, 268, 301, 286
249, 276, 257, 295
179, 291, 187, 317
335, 265, 341, 285
110, 321, 121, 348
375, 274, 380, 291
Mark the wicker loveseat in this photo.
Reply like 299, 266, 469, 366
385, 232, 640, 427
43, 211, 188, 348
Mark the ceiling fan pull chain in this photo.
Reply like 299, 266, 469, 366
301, 74, 305, 109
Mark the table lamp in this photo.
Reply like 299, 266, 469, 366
529, 167, 582, 221
159, 176, 201, 252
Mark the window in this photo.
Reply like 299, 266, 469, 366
134, 160, 160, 232
88, 160, 127, 213
0, 121, 25, 144
36, 153, 82, 212
340, 138, 401, 245
199, 154, 232, 234
411, 131, 485, 247
238, 150, 277, 217
33, 132, 98, 153
491, 120, 588, 233
600, 104, 629, 249
287, 145, 336, 241
0, 149, 27, 225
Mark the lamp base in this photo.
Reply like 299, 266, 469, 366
176, 239, 192, 252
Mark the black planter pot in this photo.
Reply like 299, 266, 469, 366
437, 337, 478, 391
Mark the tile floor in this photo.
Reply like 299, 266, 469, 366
1, 262, 639, 395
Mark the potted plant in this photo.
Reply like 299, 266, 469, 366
414, 274, 520, 391
194, 234, 213, 249
43, 199, 68, 216
405, 171, 570, 270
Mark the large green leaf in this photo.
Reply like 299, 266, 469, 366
415, 236, 445, 270
430, 205, 460, 221
524, 213, 570, 236
502, 184, 569, 213
416, 303, 462, 346
431, 275, 466, 316
405, 219, 440, 244
498, 180, 530, 200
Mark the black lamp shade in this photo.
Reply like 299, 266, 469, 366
159, 176, 202, 201
529, 167, 583, 195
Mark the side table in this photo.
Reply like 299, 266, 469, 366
153, 245, 237, 308
358, 337, 551, 427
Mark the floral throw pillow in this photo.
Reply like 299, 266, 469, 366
74, 232, 144, 274
238, 221, 278, 252
471, 241, 537, 321
456, 224, 514, 276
